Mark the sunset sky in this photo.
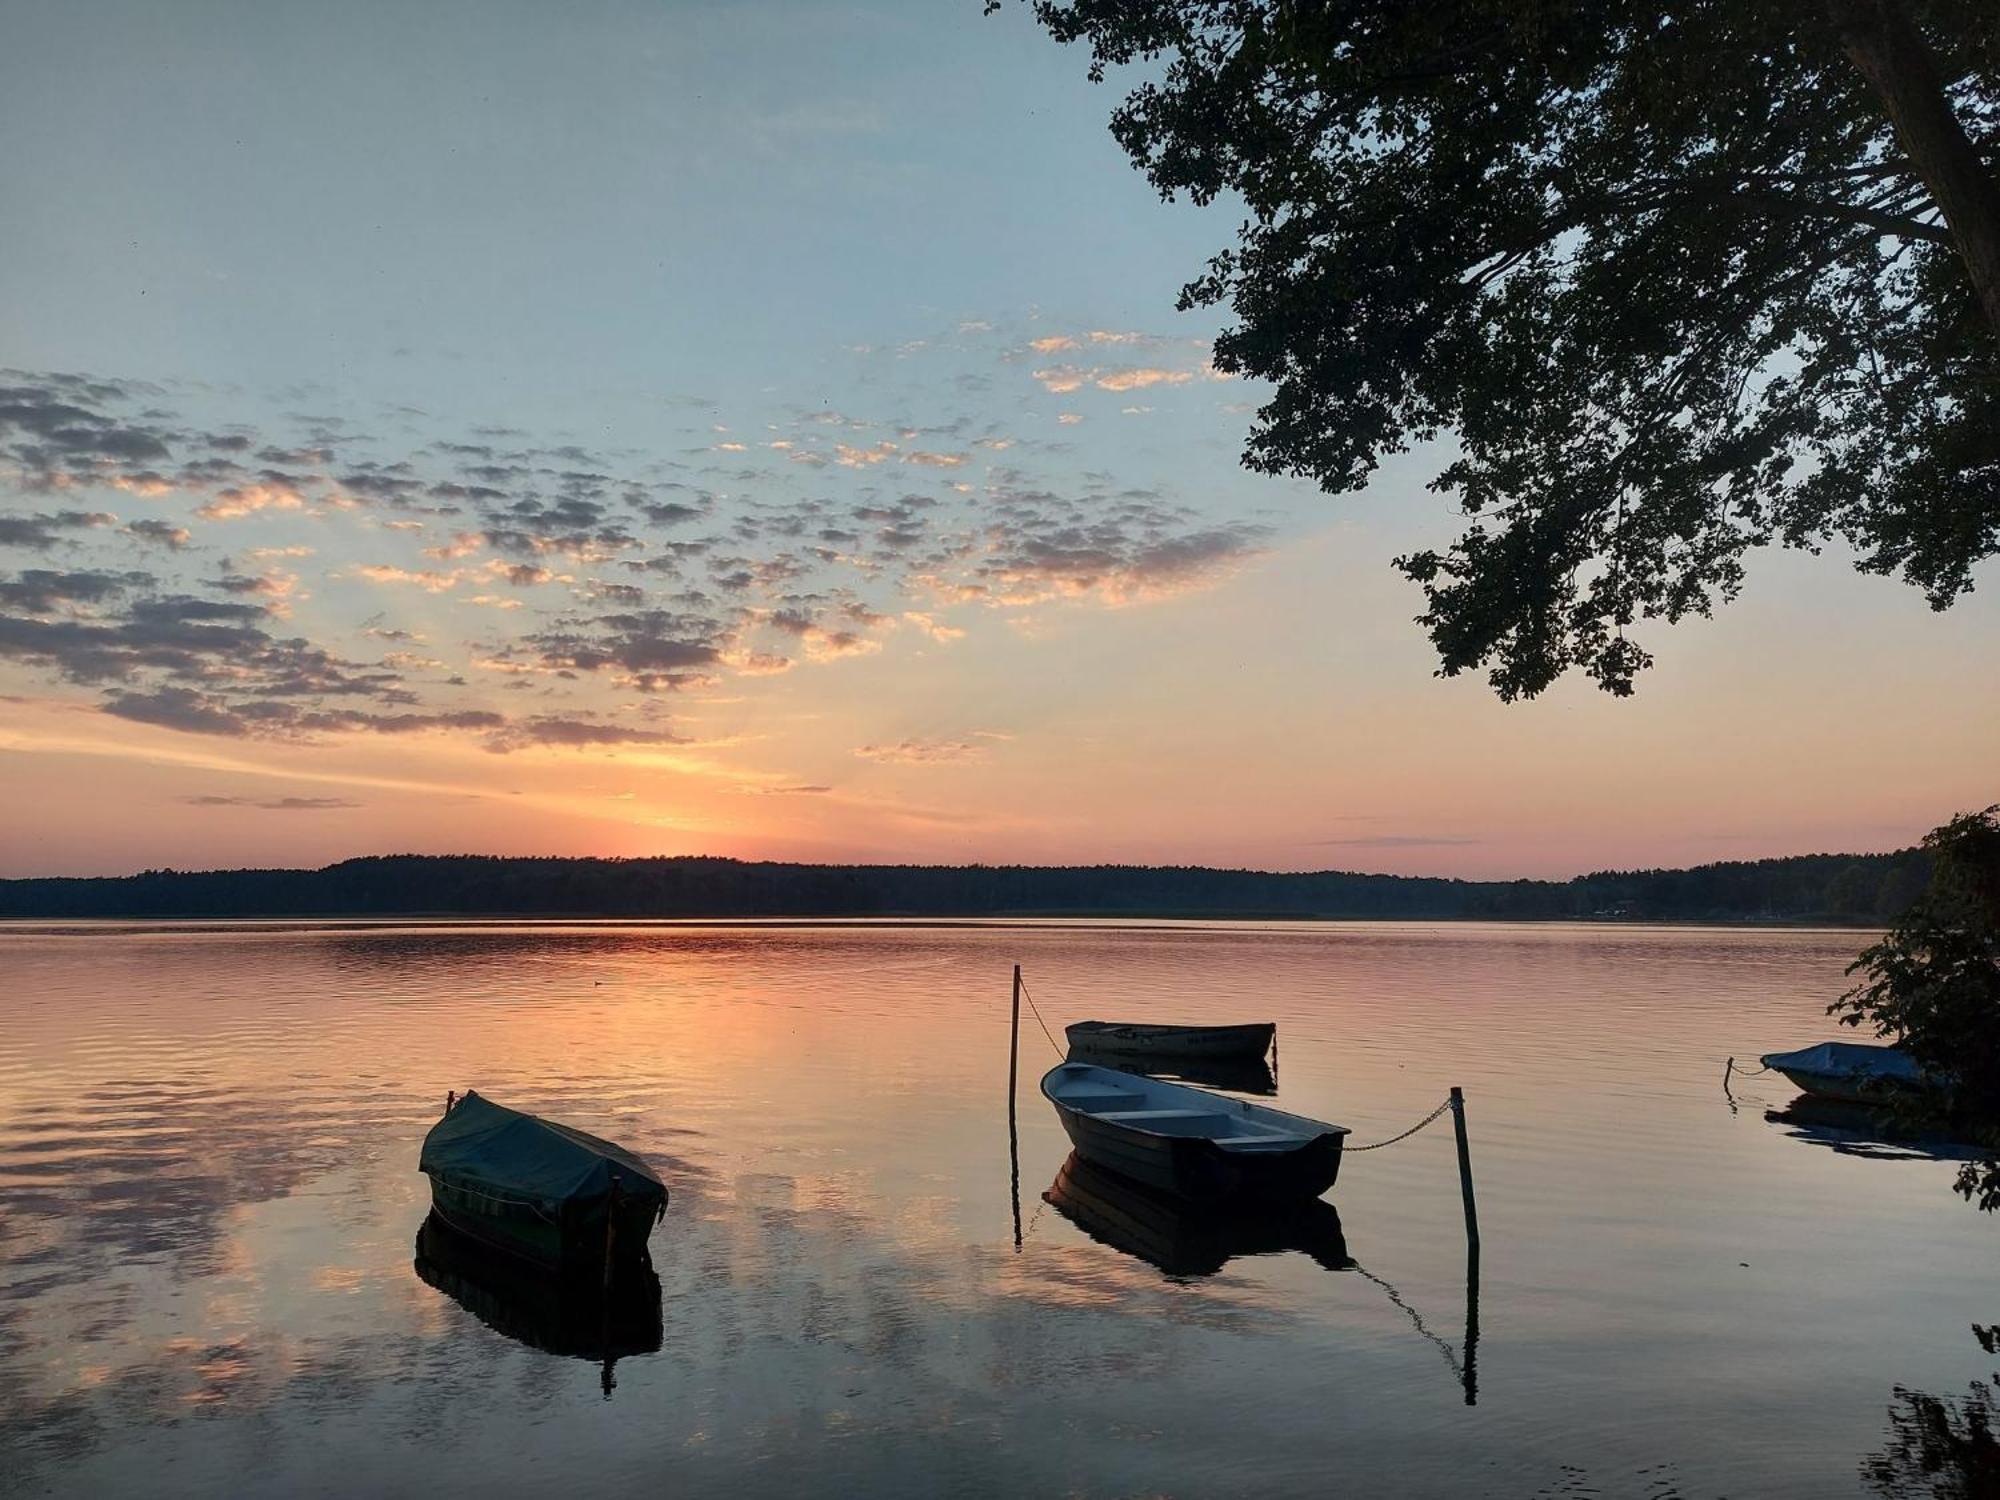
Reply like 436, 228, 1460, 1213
3, 0, 1996, 881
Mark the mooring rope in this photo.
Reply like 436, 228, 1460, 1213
1346, 1096, 1455, 1152
1016, 973, 1066, 1058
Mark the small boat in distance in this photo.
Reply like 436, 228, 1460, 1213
1064, 1019, 1275, 1061
1042, 1061, 1348, 1203
1758, 1042, 1928, 1105
419, 1091, 667, 1271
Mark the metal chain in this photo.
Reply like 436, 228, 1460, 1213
1346, 1096, 1455, 1152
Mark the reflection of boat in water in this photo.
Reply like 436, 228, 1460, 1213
1044, 1152, 1352, 1276
419, 1091, 667, 1271
1042, 1061, 1347, 1202
1764, 1095, 1986, 1163
413, 1212, 663, 1381
1065, 1043, 1277, 1096
1065, 1020, 1275, 1061
1757, 1042, 1928, 1104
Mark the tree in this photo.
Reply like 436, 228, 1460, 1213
1832, 807, 2000, 1209
1017, 0, 2000, 697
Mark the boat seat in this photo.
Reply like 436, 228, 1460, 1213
1213, 1133, 1312, 1149
1064, 1092, 1147, 1112
1094, 1109, 1215, 1122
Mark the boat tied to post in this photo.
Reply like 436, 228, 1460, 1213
1041, 1060, 1348, 1203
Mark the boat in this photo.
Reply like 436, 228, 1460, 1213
1044, 1152, 1352, 1277
1066, 1043, 1278, 1096
1040, 1060, 1348, 1203
418, 1091, 667, 1270
1758, 1042, 1929, 1104
1064, 1020, 1276, 1061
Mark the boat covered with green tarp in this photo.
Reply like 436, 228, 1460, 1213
418, 1091, 667, 1270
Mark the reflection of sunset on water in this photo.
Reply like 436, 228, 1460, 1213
3, 921, 1995, 1495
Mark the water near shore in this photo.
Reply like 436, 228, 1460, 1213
1, 921, 1991, 1497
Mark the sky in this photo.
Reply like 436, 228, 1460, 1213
2, 0, 1995, 881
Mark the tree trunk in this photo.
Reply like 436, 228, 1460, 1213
1829, 0, 2000, 337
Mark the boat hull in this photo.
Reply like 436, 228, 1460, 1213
1051, 1099, 1343, 1204
1067, 1044, 1277, 1096
426, 1174, 661, 1272
1064, 1021, 1276, 1061
1766, 1066, 1894, 1105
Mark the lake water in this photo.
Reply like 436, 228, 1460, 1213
0, 921, 1992, 1498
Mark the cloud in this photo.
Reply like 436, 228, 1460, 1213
182, 794, 362, 810
739, 783, 833, 795
854, 738, 985, 764
834, 441, 898, 467
0, 568, 152, 614
195, 480, 309, 521
125, 519, 192, 550
480, 715, 687, 753
351, 563, 460, 592
511, 609, 725, 691
0, 353, 1292, 766
1027, 335, 1079, 354
0, 510, 115, 549
1093, 367, 1195, 392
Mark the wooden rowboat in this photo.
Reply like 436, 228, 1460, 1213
1041, 1061, 1348, 1203
418, 1091, 667, 1271
1064, 1020, 1276, 1061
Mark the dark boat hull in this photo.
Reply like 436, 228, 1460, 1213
1051, 1100, 1343, 1204
426, 1175, 661, 1272
1065, 1021, 1276, 1061
1064, 1044, 1277, 1096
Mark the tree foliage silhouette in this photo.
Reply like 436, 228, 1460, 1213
1017, 0, 2000, 696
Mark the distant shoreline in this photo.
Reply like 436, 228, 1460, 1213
0, 849, 1925, 925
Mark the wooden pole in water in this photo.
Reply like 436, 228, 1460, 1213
1009, 966, 1023, 1109
1450, 1087, 1479, 1252
1008, 964, 1023, 1248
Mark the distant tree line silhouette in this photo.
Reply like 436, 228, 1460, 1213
0, 848, 1933, 922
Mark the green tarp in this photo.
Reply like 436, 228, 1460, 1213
419, 1092, 667, 1213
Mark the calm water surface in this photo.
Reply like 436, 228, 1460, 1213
0, 921, 1992, 1497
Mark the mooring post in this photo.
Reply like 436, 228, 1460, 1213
1009, 965, 1022, 1107
1450, 1086, 1479, 1252
1008, 964, 1023, 1248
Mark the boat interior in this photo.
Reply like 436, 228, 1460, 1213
1045, 1063, 1338, 1152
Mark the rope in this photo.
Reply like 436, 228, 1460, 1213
1017, 973, 1066, 1059
1346, 1096, 1455, 1152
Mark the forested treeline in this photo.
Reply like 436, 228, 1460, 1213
0, 847, 1932, 922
